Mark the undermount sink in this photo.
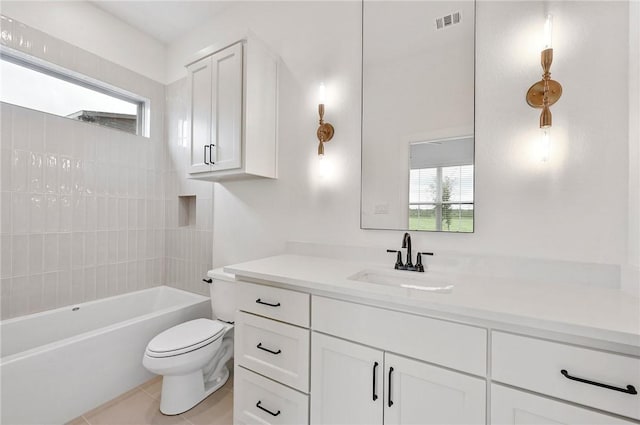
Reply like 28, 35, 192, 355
348, 269, 454, 293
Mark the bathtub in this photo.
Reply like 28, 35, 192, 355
1, 286, 211, 424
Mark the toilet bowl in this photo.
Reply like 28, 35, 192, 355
142, 271, 236, 415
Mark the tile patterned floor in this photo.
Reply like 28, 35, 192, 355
66, 373, 233, 425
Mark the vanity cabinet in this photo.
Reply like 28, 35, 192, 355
310, 332, 485, 425
226, 261, 639, 425
311, 296, 486, 425
186, 34, 277, 180
233, 282, 310, 425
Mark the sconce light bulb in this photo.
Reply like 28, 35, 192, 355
543, 14, 553, 49
318, 83, 326, 105
540, 126, 551, 162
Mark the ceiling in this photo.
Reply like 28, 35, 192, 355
90, 1, 231, 44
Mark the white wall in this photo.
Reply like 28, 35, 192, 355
626, 0, 640, 295
165, 1, 633, 279
0, 1, 166, 83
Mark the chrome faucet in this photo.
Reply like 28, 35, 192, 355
386, 232, 434, 272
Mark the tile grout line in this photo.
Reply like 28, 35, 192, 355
180, 416, 196, 425
139, 386, 159, 400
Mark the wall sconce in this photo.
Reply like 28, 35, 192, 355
316, 83, 334, 157
526, 14, 562, 161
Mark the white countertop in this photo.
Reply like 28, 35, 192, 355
218, 254, 640, 349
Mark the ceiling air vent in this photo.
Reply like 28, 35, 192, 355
436, 11, 461, 30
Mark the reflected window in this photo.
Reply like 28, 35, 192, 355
409, 164, 474, 232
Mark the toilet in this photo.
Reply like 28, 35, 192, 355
143, 272, 236, 415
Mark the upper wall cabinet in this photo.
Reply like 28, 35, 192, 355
186, 34, 278, 181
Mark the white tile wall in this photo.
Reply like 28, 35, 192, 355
163, 78, 213, 297
0, 16, 168, 319
0, 15, 217, 319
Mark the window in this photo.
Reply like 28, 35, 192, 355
0, 51, 146, 135
409, 164, 474, 232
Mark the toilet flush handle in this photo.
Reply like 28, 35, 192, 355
202, 278, 213, 284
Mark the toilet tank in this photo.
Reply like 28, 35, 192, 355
209, 269, 237, 323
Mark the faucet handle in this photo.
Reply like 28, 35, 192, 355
415, 252, 434, 272
386, 249, 403, 270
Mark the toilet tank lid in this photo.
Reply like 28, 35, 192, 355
147, 319, 225, 353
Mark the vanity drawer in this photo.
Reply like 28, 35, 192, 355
491, 384, 636, 425
492, 331, 640, 420
312, 296, 487, 376
235, 311, 310, 392
235, 366, 309, 425
237, 281, 310, 327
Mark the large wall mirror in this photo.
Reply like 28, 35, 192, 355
361, 0, 475, 232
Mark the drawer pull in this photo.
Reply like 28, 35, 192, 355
256, 400, 281, 417
560, 369, 638, 395
256, 298, 281, 307
388, 366, 394, 407
257, 342, 282, 355
372, 361, 379, 401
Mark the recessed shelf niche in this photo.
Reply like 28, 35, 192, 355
178, 195, 197, 227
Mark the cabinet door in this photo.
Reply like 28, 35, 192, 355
491, 384, 636, 425
188, 55, 213, 173
311, 333, 383, 425
385, 353, 485, 425
210, 42, 243, 172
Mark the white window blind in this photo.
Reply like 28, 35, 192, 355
409, 164, 474, 232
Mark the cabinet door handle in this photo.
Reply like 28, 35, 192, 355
388, 367, 394, 407
256, 400, 281, 417
209, 143, 215, 164
257, 342, 281, 355
561, 369, 637, 395
372, 361, 379, 401
203, 144, 209, 165
255, 298, 281, 307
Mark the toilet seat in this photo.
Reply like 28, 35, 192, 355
146, 319, 225, 358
